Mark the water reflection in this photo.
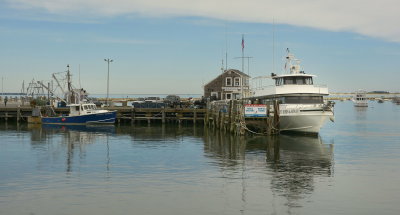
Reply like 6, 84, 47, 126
20, 124, 334, 213
263, 135, 333, 208
116, 124, 204, 141
203, 130, 334, 210
28, 124, 115, 172
354, 106, 368, 120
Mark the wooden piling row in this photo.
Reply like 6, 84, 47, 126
204, 100, 280, 136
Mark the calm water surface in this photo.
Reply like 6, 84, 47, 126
0, 101, 399, 215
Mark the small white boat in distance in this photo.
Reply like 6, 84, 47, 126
353, 90, 368, 107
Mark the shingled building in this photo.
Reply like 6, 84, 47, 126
203, 69, 250, 100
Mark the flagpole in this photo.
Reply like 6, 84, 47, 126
241, 34, 244, 100
242, 34, 244, 74
225, 25, 228, 71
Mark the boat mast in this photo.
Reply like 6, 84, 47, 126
66, 64, 75, 103
67, 65, 72, 92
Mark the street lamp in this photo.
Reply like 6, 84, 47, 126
104, 58, 113, 106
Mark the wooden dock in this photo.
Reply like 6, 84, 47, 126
0, 101, 279, 136
0, 106, 205, 124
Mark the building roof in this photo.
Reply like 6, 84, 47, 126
204, 69, 250, 88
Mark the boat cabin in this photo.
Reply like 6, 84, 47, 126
250, 73, 324, 105
68, 103, 98, 116
272, 74, 314, 86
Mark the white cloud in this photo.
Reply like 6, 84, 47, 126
6, 0, 400, 42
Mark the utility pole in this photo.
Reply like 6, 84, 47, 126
104, 58, 113, 106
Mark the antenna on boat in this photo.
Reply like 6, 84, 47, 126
67, 64, 72, 92
272, 18, 275, 74
221, 58, 224, 73
284, 48, 290, 73
79, 64, 82, 89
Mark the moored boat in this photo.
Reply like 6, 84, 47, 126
248, 50, 334, 134
41, 103, 116, 124
31, 65, 117, 125
352, 90, 368, 107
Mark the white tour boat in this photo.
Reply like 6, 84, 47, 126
248, 50, 334, 133
352, 90, 368, 107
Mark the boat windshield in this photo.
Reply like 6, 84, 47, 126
82, 104, 97, 110
282, 96, 323, 104
276, 76, 313, 86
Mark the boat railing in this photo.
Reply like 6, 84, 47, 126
250, 84, 328, 91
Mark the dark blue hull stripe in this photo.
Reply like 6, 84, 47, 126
42, 112, 117, 124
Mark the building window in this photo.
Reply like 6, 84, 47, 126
226, 77, 232, 86
226, 93, 232, 100
234, 77, 241, 86
211, 92, 218, 99
244, 77, 249, 86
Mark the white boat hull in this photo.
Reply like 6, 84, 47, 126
353, 102, 368, 107
277, 111, 333, 133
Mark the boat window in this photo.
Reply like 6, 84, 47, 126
283, 96, 323, 104
284, 77, 295, 85
75, 106, 79, 111
275, 78, 283, 86
282, 77, 313, 85
305, 77, 313, 85
296, 77, 305, 85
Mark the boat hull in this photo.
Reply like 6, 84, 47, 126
41, 111, 117, 125
278, 111, 333, 133
353, 102, 368, 107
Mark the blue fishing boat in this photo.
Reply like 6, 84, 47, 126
41, 103, 116, 124
39, 65, 116, 125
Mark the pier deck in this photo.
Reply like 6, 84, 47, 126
0, 101, 279, 135
0, 106, 206, 124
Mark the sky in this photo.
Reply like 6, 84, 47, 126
1, 0, 399, 95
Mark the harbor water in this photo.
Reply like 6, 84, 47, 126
0, 101, 399, 215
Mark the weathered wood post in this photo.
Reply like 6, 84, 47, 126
131, 107, 135, 125
162, 107, 166, 124
273, 100, 280, 134
239, 102, 245, 135
17, 105, 21, 123
230, 100, 236, 133
211, 106, 215, 128
193, 108, 197, 124
215, 111, 219, 128
265, 104, 271, 135
117, 110, 121, 124
205, 100, 209, 126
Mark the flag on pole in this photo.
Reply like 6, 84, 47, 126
241, 35, 244, 51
